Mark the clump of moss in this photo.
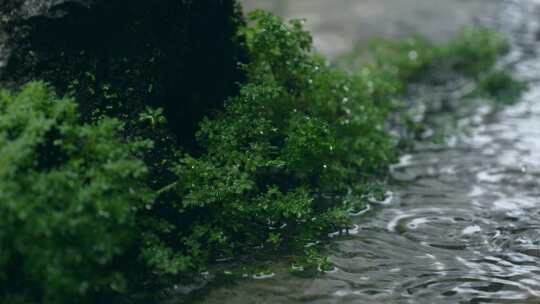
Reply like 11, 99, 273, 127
441, 28, 509, 79
342, 26, 523, 146
0, 82, 153, 303
367, 35, 438, 83
473, 70, 527, 104
344, 27, 510, 83
139, 10, 398, 277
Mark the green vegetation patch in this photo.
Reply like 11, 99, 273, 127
0, 82, 152, 303
143, 10, 398, 278
0, 8, 526, 303
342, 27, 524, 146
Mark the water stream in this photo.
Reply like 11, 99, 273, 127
188, 1, 540, 303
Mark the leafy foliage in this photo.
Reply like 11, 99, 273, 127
342, 26, 522, 149
441, 28, 508, 78
345, 27, 509, 84
0, 7, 523, 303
473, 70, 527, 104
367, 35, 437, 83
139, 13, 523, 279
137, 11, 398, 275
0, 82, 152, 303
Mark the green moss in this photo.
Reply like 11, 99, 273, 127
472, 70, 527, 104
0, 7, 524, 302
368, 35, 438, 83
139, 11, 398, 277
344, 27, 510, 83
0, 82, 153, 303
441, 28, 509, 78
342, 27, 523, 147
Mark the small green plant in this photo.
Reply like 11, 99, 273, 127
345, 27, 510, 83
441, 28, 509, 78
0, 82, 153, 303
473, 70, 527, 104
368, 35, 437, 83
343, 26, 522, 146
289, 247, 334, 276
140, 10, 398, 276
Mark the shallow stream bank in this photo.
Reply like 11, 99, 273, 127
186, 1, 540, 303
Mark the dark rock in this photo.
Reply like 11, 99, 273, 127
1, 0, 93, 19
0, 0, 247, 152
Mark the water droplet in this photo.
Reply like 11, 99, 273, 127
361, 68, 371, 76
408, 50, 418, 61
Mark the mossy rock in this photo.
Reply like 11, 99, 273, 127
0, 0, 246, 151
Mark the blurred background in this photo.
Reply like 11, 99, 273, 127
240, 0, 503, 59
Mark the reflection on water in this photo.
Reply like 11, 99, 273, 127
188, 1, 540, 303
240, 0, 502, 58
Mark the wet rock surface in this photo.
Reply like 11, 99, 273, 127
0, 0, 92, 72
0, 0, 93, 19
